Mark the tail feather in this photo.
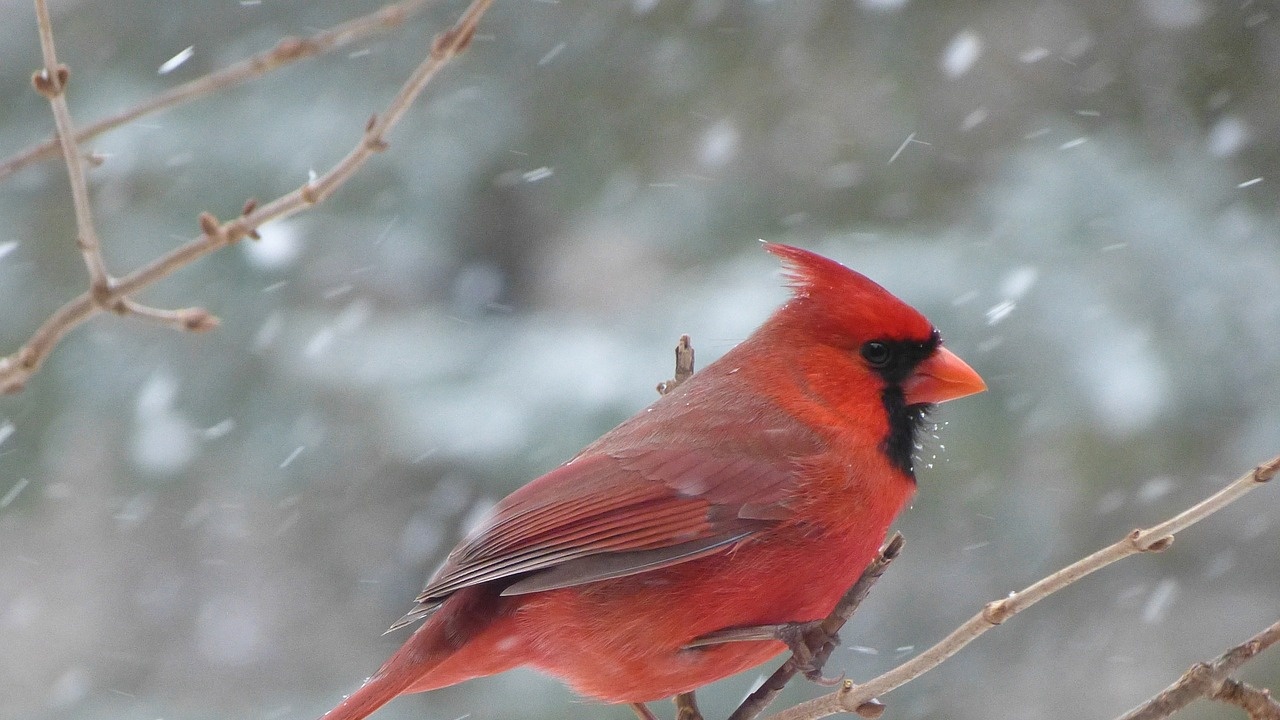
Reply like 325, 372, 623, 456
318, 586, 511, 720
319, 659, 427, 720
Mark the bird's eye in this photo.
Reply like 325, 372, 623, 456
861, 341, 893, 368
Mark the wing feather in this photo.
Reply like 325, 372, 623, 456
392, 439, 811, 630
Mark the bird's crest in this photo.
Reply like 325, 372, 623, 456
761, 243, 933, 342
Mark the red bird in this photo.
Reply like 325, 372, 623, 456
320, 244, 985, 720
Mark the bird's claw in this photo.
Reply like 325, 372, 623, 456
806, 667, 847, 686
774, 620, 842, 685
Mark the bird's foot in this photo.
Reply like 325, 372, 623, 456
774, 620, 844, 686
685, 620, 844, 685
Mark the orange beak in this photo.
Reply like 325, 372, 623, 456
902, 346, 986, 405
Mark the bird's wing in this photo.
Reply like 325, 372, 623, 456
388, 446, 801, 630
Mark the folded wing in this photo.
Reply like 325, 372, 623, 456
388, 446, 802, 631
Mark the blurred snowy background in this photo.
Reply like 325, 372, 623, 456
1, 1, 1278, 719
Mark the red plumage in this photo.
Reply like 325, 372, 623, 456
319, 244, 985, 720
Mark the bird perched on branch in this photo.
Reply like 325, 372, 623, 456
320, 243, 985, 720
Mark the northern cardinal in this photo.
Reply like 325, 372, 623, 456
320, 244, 985, 720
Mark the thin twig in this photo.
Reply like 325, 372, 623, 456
631, 703, 661, 720
675, 691, 704, 720
656, 335, 695, 395
31, 0, 109, 296
0, 0, 494, 394
0, 0, 436, 182
764, 454, 1280, 720
1213, 679, 1280, 720
117, 298, 220, 333
1116, 619, 1280, 720
728, 534, 903, 720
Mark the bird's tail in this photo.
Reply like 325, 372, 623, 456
318, 586, 511, 720
319, 657, 425, 720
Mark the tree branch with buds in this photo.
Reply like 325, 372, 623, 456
0, 0, 437, 182
763, 455, 1279, 720
0, 0, 493, 394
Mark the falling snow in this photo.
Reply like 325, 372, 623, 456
985, 300, 1016, 325
1141, 579, 1178, 624
242, 220, 302, 270
131, 372, 197, 475
698, 120, 740, 169
521, 166, 554, 182
157, 46, 194, 75
0, 478, 29, 508
537, 42, 567, 66
941, 30, 983, 77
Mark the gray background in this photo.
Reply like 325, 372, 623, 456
1, 1, 1278, 719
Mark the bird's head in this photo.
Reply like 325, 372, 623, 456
762, 243, 986, 474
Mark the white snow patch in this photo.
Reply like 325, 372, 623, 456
1208, 116, 1249, 157
0, 478, 29, 508
278, 446, 305, 469
1136, 476, 1175, 504
131, 372, 197, 475
1096, 489, 1125, 515
197, 594, 262, 666
537, 42, 566, 67
859, 0, 909, 13
1000, 266, 1039, 300
304, 327, 335, 358
1202, 551, 1236, 580
113, 492, 155, 530
960, 107, 988, 131
243, 219, 302, 270
334, 299, 373, 333
451, 263, 505, 313
985, 300, 1016, 326
823, 161, 864, 189
698, 119, 740, 169
1140, 0, 1207, 29
48, 667, 92, 708
521, 166, 554, 183
1140, 578, 1177, 624
254, 312, 283, 352
1019, 47, 1051, 63
202, 418, 236, 440
941, 30, 983, 77
158, 46, 194, 75
1076, 322, 1169, 436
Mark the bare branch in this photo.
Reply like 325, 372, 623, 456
0, 0, 495, 394
31, 0, 110, 297
117, 299, 220, 333
0, 0, 436, 182
764, 454, 1280, 720
675, 692, 704, 720
631, 703, 661, 720
1116, 619, 1280, 720
656, 335, 695, 395
1214, 679, 1280, 720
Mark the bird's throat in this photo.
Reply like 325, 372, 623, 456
879, 386, 930, 478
